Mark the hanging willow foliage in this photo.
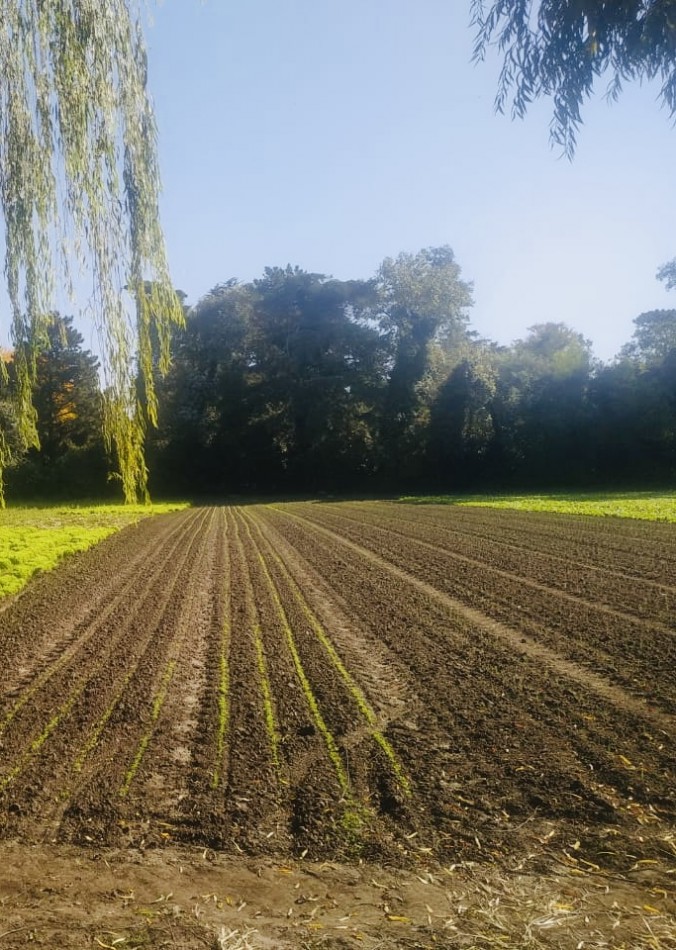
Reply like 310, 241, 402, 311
0, 0, 184, 504
471, 0, 676, 157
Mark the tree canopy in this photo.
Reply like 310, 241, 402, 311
5, 314, 109, 498
5, 249, 676, 499
0, 0, 183, 503
471, 0, 676, 156
622, 309, 676, 362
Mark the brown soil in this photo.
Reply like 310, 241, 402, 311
0, 502, 674, 947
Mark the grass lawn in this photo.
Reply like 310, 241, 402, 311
0, 502, 188, 599
399, 490, 676, 522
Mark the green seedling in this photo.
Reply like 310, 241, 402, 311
250, 509, 410, 796
120, 659, 176, 796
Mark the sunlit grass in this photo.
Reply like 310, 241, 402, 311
0, 502, 188, 599
399, 490, 676, 522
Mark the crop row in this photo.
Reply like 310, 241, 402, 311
0, 506, 415, 857
258, 503, 674, 863
0, 502, 671, 868
282, 503, 676, 714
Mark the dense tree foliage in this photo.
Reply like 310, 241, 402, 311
150, 268, 388, 495
6, 248, 676, 500
4, 316, 109, 499
472, 0, 676, 156
144, 252, 676, 497
0, 351, 25, 500
375, 247, 474, 484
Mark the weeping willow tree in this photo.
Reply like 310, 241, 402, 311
0, 0, 184, 504
472, 0, 676, 157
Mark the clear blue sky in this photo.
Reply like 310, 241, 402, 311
147, 2, 672, 360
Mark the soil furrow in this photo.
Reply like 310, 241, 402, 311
206, 508, 288, 854
292, 505, 676, 711
235, 509, 381, 860
276, 506, 674, 731
381, 503, 676, 582
337, 502, 676, 624
0, 509, 201, 707
120, 509, 221, 804
0, 508, 212, 842
237, 510, 352, 791
0, 508, 209, 767
261, 506, 675, 867
56, 507, 216, 846
243, 508, 418, 862
245, 507, 412, 800
0, 499, 673, 885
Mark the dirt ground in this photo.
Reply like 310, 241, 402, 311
1, 838, 674, 948
0, 502, 673, 947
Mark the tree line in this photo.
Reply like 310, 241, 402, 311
2, 245, 675, 500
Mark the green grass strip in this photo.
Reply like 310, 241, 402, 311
250, 510, 410, 796
398, 491, 676, 522
0, 502, 188, 599
239, 513, 350, 797
119, 659, 176, 797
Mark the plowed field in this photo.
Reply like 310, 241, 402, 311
0, 502, 674, 889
